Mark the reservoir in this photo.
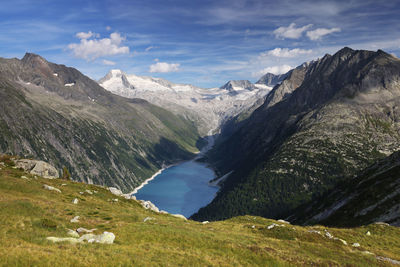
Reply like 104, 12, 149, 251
134, 160, 218, 218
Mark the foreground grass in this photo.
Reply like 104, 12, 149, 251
0, 158, 399, 266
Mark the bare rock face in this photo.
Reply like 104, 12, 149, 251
14, 159, 59, 179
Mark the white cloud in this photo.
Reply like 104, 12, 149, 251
265, 48, 313, 58
253, 65, 292, 77
106, 26, 111, 31
102, 59, 116, 65
68, 32, 130, 60
149, 62, 180, 73
145, 46, 158, 52
273, 23, 313, 39
76, 31, 99, 39
306, 27, 341, 40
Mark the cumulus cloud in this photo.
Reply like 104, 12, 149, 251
102, 59, 116, 65
149, 62, 180, 73
273, 23, 313, 39
306, 27, 341, 40
68, 32, 129, 61
106, 26, 111, 31
253, 65, 292, 77
264, 48, 313, 58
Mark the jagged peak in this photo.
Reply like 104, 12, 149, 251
21, 52, 48, 65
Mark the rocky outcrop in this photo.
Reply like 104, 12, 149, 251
139, 200, 159, 213
14, 159, 59, 179
47, 231, 115, 244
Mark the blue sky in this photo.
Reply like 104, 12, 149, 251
1, 0, 400, 87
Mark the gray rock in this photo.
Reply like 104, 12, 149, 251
76, 227, 97, 233
43, 184, 61, 193
72, 198, 78, 204
277, 219, 290, 224
374, 222, 390, 226
15, 159, 59, 179
366, 231, 371, 236
139, 200, 159, 213
352, 243, 360, 247
79, 231, 115, 244
109, 187, 123, 196
70, 216, 80, 223
202, 221, 210, 224
143, 217, 154, 222
324, 230, 334, 239
85, 189, 93, 195
376, 256, 400, 265
171, 214, 187, 220
67, 229, 80, 238
20, 175, 29, 179
46, 237, 81, 244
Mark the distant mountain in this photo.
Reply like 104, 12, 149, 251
192, 47, 400, 222
289, 150, 400, 227
256, 72, 290, 87
0, 53, 202, 192
99, 70, 271, 135
220, 80, 257, 93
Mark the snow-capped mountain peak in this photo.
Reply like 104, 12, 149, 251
99, 71, 272, 134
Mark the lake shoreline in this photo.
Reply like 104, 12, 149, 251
130, 129, 218, 197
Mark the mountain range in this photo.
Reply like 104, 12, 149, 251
0, 53, 203, 192
192, 47, 400, 225
99, 70, 272, 135
1, 47, 399, 228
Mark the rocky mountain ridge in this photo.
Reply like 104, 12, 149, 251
193, 47, 400, 223
0, 53, 201, 192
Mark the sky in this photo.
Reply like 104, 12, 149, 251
1, 0, 400, 88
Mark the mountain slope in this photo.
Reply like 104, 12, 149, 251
0, 156, 399, 266
256, 72, 290, 87
289, 150, 400, 227
99, 70, 271, 135
0, 53, 201, 192
192, 48, 400, 222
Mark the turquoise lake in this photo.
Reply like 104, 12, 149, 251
134, 160, 219, 218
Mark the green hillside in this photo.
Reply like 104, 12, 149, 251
0, 155, 399, 266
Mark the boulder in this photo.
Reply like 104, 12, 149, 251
202, 221, 210, 224
277, 219, 290, 224
70, 216, 80, 223
109, 187, 123, 196
79, 231, 115, 244
352, 243, 360, 247
171, 214, 187, 220
67, 229, 80, 238
85, 189, 93, 195
143, 217, 154, 222
43, 184, 61, 193
14, 159, 59, 179
72, 198, 78, 204
139, 200, 159, 213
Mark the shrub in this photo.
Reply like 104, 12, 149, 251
62, 166, 71, 180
